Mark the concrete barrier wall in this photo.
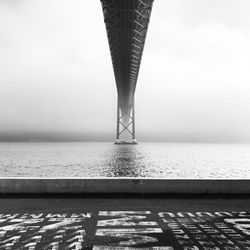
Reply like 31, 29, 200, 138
0, 178, 249, 193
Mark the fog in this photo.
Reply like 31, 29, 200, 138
0, 0, 250, 142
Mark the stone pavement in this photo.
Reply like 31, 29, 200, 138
0, 195, 249, 249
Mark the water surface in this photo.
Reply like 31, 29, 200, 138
0, 142, 249, 178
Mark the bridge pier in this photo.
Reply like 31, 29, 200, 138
115, 98, 137, 145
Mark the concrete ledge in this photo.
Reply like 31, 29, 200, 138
0, 178, 249, 193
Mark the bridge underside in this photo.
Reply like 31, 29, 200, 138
100, 0, 154, 142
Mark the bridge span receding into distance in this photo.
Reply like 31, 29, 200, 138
100, 0, 154, 144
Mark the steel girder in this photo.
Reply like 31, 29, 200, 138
100, 0, 154, 108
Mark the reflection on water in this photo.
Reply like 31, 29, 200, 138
104, 145, 146, 177
0, 142, 250, 178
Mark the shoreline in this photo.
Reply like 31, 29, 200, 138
0, 178, 249, 194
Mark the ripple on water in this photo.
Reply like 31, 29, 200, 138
0, 142, 250, 178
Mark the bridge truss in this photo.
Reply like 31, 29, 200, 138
100, 0, 154, 143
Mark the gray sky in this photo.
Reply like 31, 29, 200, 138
0, 0, 250, 142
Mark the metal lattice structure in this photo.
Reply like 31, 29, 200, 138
100, 0, 154, 144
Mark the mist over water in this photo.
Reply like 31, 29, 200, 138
1, 142, 250, 178
1, 1, 250, 142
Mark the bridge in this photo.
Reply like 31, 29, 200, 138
100, 0, 154, 144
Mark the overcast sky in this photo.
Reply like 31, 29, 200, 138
0, 0, 250, 142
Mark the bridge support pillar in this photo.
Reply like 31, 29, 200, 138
115, 98, 137, 145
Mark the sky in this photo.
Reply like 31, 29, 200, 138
0, 0, 250, 142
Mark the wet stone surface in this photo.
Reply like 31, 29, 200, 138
0, 211, 250, 249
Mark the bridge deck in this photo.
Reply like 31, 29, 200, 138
101, 0, 154, 108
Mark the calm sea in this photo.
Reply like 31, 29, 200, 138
0, 142, 249, 178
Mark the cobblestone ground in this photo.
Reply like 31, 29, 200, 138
0, 196, 249, 249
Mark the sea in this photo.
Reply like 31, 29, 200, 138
0, 142, 250, 178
